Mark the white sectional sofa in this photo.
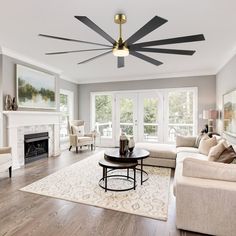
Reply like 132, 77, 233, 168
136, 139, 236, 236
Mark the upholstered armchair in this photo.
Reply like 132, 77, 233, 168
0, 147, 12, 178
68, 120, 95, 153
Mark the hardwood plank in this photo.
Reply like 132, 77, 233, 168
0, 148, 206, 236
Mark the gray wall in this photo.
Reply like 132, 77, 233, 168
216, 54, 236, 143
0, 55, 3, 146
78, 75, 216, 132
0, 54, 79, 145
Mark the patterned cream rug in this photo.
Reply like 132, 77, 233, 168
20, 151, 171, 221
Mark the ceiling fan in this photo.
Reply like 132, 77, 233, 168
39, 14, 205, 68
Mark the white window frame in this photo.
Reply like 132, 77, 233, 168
60, 89, 74, 142
90, 87, 198, 145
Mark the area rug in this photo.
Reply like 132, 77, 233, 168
20, 151, 171, 221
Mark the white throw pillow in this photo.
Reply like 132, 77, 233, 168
72, 125, 85, 137
176, 135, 196, 147
208, 141, 227, 161
199, 136, 217, 155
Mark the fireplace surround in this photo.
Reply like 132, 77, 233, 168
3, 111, 61, 169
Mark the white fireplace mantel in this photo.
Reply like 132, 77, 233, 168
3, 111, 61, 169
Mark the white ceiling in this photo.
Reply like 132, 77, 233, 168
0, 0, 236, 84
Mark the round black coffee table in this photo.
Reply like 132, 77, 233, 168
104, 148, 150, 185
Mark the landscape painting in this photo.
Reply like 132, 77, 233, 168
223, 90, 236, 137
17, 65, 56, 109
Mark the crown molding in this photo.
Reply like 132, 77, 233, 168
76, 69, 216, 84
0, 46, 62, 75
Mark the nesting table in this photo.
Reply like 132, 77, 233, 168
98, 148, 150, 192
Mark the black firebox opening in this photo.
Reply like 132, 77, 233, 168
24, 132, 49, 164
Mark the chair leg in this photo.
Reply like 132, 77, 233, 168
69, 146, 72, 151
91, 144, 93, 150
76, 146, 78, 153
9, 166, 12, 178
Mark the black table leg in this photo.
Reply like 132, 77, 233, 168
127, 168, 129, 179
141, 159, 143, 185
105, 167, 107, 192
134, 167, 136, 190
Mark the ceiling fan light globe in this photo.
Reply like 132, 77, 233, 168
112, 47, 129, 57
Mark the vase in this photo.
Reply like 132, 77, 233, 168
5, 95, 13, 111
12, 97, 18, 111
120, 133, 129, 155
128, 136, 135, 153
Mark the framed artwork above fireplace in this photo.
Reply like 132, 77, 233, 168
16, 64, 56, 109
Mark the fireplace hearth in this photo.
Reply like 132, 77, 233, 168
24, 132, 49, 164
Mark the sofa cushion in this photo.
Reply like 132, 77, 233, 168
176, 151, 208, 164
208, 141, 227, 161
176, 147, 199, 154
176, 135, 196, 147
0, 153, 12, 165
183, 158, 236, 182
198, 136, 217, 155
135, 143, 176, 160
216, 145, 236, 163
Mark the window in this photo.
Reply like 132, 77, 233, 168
143, 97, 159, 142
167, 89, 196, 142
94, 94, 113, 138
60, 89, 74, 141
91, 88, 197, 146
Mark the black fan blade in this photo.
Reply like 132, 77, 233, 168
132, 47, 196, 56
45, 48, 111, 55
125, 16, 168, 46
117, 57, 125, 68
130, 51, 163, 66
75, 16, 116, 45
78, 50, 112, 65
130, 34, 205, 48
39, 34, 112, 47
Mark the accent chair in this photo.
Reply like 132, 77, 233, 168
0, 147, 12, 178
68, 120, 95, 153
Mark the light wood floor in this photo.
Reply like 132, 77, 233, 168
0, 148, 208, 236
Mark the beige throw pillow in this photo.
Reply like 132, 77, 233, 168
199, 136, 217, 155
208, 141, 227, 161
72, 125, 85, 137
176, 135, 196, 147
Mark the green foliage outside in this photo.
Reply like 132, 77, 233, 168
18, 78, 55, 102
168, 91, 193, 124
95, 95, 112, 123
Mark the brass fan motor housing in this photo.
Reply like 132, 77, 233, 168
114, 14, 127, 24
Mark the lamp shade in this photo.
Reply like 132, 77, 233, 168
203, 109, 218, 120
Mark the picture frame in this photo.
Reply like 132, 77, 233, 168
16, 64, 56, 109
223, 89, 236, 137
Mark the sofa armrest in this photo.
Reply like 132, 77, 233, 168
183, 158, 236, 182
69, 134, 78, 146
84, 133, 95, 139
0, 147, 11, 154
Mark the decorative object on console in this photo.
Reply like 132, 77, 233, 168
128, 136, 135, 152
223, 89, 236, 137
119, 133, 129, 155
12, 97, 18, 111
203, 109, 218, 132
16, 64, 56, 109
5, 95, 13, 111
